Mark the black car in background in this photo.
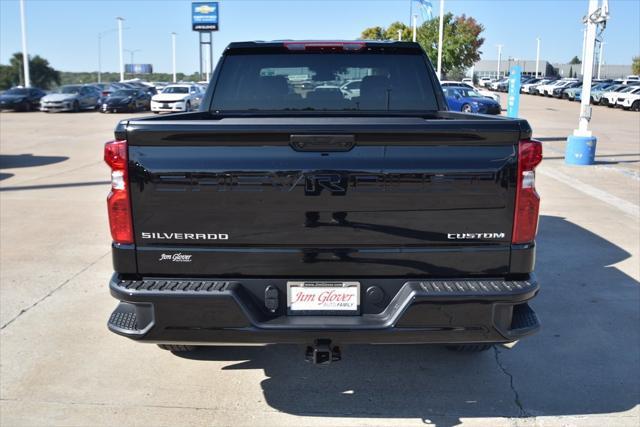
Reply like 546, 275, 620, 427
100, 88, 151, 113
0, 87, 46, 111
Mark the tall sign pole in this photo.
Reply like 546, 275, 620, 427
19, 0, 30, 87
566, 0, 609, 165
436, 0, 444, 79
192, 2, 219, 82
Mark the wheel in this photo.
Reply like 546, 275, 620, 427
72, 101, 80, 112
185, 101, 192, 112
631, 100, 640, 111
446, 344, 494, 352
153, 111, 160, 114
157, 344, 196, 352
461, 103, 472, 113
599, 98, 608, 106
21, 101, 32, 112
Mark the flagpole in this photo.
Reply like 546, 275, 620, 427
436, 0, 444, 79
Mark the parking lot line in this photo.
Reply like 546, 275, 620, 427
539, 167, 640, 218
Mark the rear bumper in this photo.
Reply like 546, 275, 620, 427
108, 274, 540, 345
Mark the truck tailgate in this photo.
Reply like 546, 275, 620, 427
125, 116, 524, 277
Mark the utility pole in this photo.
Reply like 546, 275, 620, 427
535, 37, 541, 77
117, 17, 125, 82
171, 32, 177, 83
397, 29, 402, 41
496, 44, 503, 79
19, 0, 30, 87
436, 0, 445, 79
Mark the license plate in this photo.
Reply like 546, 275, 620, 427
287, 281, 360, 315
162, 103, 170, 108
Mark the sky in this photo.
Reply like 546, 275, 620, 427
1, 0, 639, 74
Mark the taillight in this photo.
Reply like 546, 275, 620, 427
104, 140, 133, 244
512, 139, 543, 244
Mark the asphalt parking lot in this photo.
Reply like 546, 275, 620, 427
1, 96, 638, 426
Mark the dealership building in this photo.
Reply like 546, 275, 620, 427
471, 59, 633, 79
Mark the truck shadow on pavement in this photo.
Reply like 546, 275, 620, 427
177, 215, 639, 426
0, 154, 68, 178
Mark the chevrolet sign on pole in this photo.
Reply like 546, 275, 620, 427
192, 2, 219, 31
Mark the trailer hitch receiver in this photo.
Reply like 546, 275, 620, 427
305, 339, 341, 365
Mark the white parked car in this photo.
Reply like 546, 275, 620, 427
478, 77, 492, 87
520, 78, 543, 93
604, 86, 638, 108
340, 80, 361, 99
151, 84, 203, 113
440, 81, 501, 104
461, 78, 473, 85
616, 87, 640, 111
540, 79, 577, 97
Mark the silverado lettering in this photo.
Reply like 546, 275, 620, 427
141, 232, 229, 240
105, 40, 542, 363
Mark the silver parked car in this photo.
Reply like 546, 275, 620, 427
40, 85, 100, 112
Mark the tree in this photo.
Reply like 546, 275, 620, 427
569, 56, 582, 65
0, 53, 60, 90
360, 13, 485, 77
633, 56, 640, 75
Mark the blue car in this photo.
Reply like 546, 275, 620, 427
443, 86, 501, 115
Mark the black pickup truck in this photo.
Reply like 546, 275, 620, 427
105, 41, 542, 363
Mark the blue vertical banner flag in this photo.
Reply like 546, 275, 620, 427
506, 65, 522, 118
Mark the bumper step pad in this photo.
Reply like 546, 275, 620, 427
417, 279, 535, 295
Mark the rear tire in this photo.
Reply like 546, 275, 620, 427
157, 344, 196, 352
446, 344, 494, 352
631, 100, 640, 111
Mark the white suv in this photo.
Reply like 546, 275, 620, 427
151, 84, 204, 113
614, 87, 640, 110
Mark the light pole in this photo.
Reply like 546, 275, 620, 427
412, 14, 417, 42
436, 0, 445, 79
124, 49, 141, 65
566, 0, 609, 165
597, 41, 605, 79
171, 32, 177, 83
19, 0, 30, 87
535, 37, 541, 77
496, 44, 503, 79
116, 17, 125, 82
98, 29, 116, 83
580, 27, 587, 76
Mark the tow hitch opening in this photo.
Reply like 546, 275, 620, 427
305, 339, 341, 364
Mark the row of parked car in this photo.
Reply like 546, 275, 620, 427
0, 79, 208, 114
520, 77, 640, 111
480, 75, 640, 112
